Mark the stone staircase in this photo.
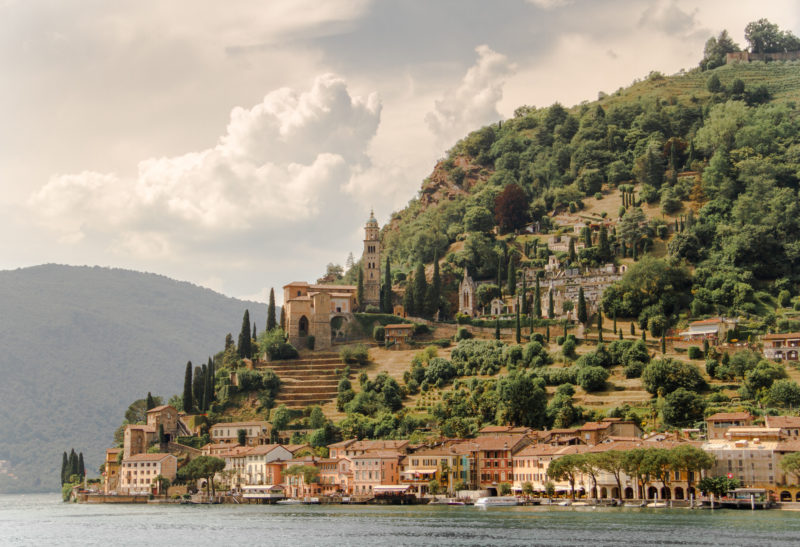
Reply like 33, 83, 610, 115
256, 352, 350, 410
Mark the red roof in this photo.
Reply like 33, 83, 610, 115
706, 412, 753, 421
763, 332, 800, 340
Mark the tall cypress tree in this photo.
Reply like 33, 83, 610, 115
356, 268, 364, 312
520, 271, 528, 315
267, 288, 277, 331
599, 225, 610, 260
238, 309, 252, 358
413, 262, 428, 318
612, 310, 617, 334
507, 256, 516, 296
661, 335, 667, 354
495, 317, 500, 341
207, 357, 216, 404
597, 311, 603, 343
577, 287, 587, 324
496, 255, 503, 297
583, 226, 592, 248
61, 451, 68, 485
382, 257, 392, 313
534, 277, 541, 319
158, 424, 166, 444
515, 307, 521, 344
193, 365, 204, 407
252, 322, 257, 341
426, 251, 441, 319
182, 361, 193, 413
403, 281, 416, 317
68, 449, 78, 481
548, 287, 554, 318
146, 392, 155, 411
568, 237, 576, 264
78, 452, 85, 478
546, 324, 550, 342
279, 307, 286, 331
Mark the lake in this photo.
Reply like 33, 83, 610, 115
2, 494, 800, 546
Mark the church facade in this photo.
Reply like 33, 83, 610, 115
282, 213, 380, 351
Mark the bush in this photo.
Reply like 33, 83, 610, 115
522, 341, 550, 368
455, 327, 473, 341
260, 328, 299, 360
556, 336, 565, 345
769, 379, 800, 408
623, 361, 645, 378
450, 339, 506, 376
562, 338, 577, 359
687, 346, 703, 360
340, 344, 370, 365
373, 325, 385, 342
425, 357, 457, 385
641, 358, 707, 395
365, 305, 381, 313
662, 387, 706, 426
577, 366, 609, 392
413, 323, 431, 335
537, 366, 578, 386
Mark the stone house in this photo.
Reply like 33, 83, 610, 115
762, 332, 800, 362
118, 453, 177, 495
705, 412, 754, 441
145, 405, 181, 442
209, 421, 272, 446
122, 424, 156, 458
351, 450, 403, 496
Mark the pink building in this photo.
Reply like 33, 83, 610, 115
119, 453, 177, 495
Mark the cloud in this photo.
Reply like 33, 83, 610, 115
525, 0, 573, 9
29, 74, 381, 258
639, 0, 700, 37
425, 45, 516, 150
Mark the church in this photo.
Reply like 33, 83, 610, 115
282, 212, 381, 351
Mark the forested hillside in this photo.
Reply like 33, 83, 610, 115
0, 265, 265, 493
381, 32, 800, 332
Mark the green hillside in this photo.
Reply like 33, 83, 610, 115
0, 265, 265, 493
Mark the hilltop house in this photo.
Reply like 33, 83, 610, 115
762, 332, 800, 362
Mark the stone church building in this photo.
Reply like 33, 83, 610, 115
283, 212, 381, 351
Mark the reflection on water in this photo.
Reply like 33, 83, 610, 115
2, 494, 800, 546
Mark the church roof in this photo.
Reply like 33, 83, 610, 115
366, 210, 378, 226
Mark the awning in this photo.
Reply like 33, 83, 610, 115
373, 485, 412, 494
401, 470, 436, 476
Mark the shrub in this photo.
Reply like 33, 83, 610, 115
522, 341, 549, 368
340, 344, 370, 365
373, 325, 385, 342
537, 366, 578, 386
455, 327, 473, 341
413, 323, 430, 335
365, 305, 381, 313
641, 358, 707, 395
687, 346, 703, 360
624, 361, 645, 378
562, 338, 577, 359
769, 379, 800, 408
556, 336, 565, 345
577, 366, 609, 392
450, 339, 506, 376
662, 387, 706, 426
425, 358, 457, 385
260, 328, 299, 360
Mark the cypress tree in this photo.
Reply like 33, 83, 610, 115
225, 333, 234, 350
356, 268, 364, 312
182, 361, 193, 413
507, 256, 516, 296
703, 338, 710, 357
661, 335, 666, 354
403, 281, 416, 317
68, 449, 77, 481
599, 225, 610, 260
534, 277, 541, 319
146, 392, 155, 411
529, 313, 534, 335
520, 271, 528, 315
238, 309, 252, 358
619, 330, 623, 340
642, 329, 646, 342
496, 256, 503, 298
583, 226, 592, 249
201, 364, 210, 412
382, 257, 392, 313
630, 323, 635, 336
427, 250, 442, 319
279, 307, 286, 331
577, 287, 587, 324
61, 451, 68, 485
193, 365, 204, 407
568, 237, 576, 264
515, 307, 521, 344
252, 322, 257, 341
413, 262, 428, 317
597, 311, 603, 343
207, 357, 216, 403
548, 288, 554, 319
78, 452, 85, 478
267, 288, 277, 331
563, 321, 567, 339
495, 318, 500, 340
158, 424, 166, 444
612, 310, 617, 334
546, 324, 550, 342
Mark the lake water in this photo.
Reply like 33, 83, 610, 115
2, 494, 800, 546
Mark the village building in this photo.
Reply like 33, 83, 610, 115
362, 211, 382, 309
145, 405, 186, 442
678, 317, 737, 343
705, 412, 754, 441
400, 441, 477, 495
574, 418, 642, 445
765, 415, 800, 438
470, 435, 532, 494
118, 453, 177, 495
762, 332, 800, 362
351, 450, 403, 496
103, 448, 121, 494
384, 324, 414, 348
209, 421, 272, 446
122, 424, 156, 458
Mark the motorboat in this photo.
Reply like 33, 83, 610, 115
475, 496, 519, 507
276, 498, 303, 505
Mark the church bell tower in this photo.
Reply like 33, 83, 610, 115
362, 210, 381, 309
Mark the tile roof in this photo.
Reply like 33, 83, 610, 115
765, 416, 800, 429
763, 332, 800, 340
122, 453, 175, 462
146, 404, 175, 413
706, 412, 753, 421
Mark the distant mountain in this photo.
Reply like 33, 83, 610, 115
0, 264, 265, 493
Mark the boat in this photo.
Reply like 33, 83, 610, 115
302, 497, 320, 504
624, 501, 646, 507
556, 500, 572, 506
475, 496, 519, 507
646, 502, 667, 508
276, 498, 303, 505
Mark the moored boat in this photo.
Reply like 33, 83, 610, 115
475, 496, 518, 507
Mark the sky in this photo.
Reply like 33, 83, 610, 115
1, 0, 798, 304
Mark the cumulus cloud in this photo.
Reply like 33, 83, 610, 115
425, 45, 516, 150
29, 74, 381, 260
639, 0, 700, 37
